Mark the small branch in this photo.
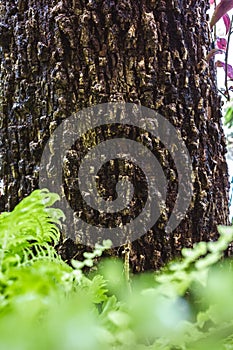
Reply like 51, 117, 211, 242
224, 15, 233, 101
218, 88, 229, 99
213, 0, 217, 42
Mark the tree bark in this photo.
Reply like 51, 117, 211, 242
0, 0, 230, 271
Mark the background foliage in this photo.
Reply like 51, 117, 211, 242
0, 189, 233, 349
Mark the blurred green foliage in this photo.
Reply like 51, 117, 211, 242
224, 104, 233, 128
1, 189, 233, 349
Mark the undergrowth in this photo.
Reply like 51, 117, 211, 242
1, 189, 233, 349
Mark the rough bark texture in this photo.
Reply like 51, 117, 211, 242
0, 0, 230, 271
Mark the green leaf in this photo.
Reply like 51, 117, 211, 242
224, 106, 233, 128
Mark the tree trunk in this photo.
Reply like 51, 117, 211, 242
0, 0, 230, 271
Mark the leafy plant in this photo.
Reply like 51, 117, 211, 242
1, 189, 233, 349
0, 189, 63, 269
209, 0, 233, 101
210, 0, 233, 29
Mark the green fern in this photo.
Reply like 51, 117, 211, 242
0, 188, 65, 272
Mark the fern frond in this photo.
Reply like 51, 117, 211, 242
0, 189, 65, 271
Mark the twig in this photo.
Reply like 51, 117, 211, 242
122, 241, 132, 293
213, 0, 217, 42
218, 88, 229, 99
224, 15, 233, 101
